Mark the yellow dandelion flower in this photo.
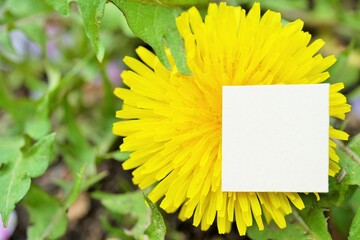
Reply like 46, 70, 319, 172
113, 2, 351, 236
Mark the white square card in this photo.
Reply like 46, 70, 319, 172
222, 84, 329, 192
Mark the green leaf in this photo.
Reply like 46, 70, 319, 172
94, 191, 166, 239
93, 191, 150, 239
247, 221, 308, 240
312, 0, 337, 21
349, 188, 360, 211
348, 133, 360, 157
0, 79, 38, 130
45, 0, 70, 16
337, 145, 360, 187
62, 101, 96, 175
100, 218, 134, 240
317, 177, 355, 208
0, 133, 56, 225
5, 0, 52, 17
247, 0, 308, 10
328, 44, 359, 90
313, 136, 360, 210
111, 0, 190, 74
330, 205, 354, 238
23, 184, 68, 240
298, 206, 332, 240
77, 0, 106, 61
349, 207, 360, 240
23, 133, 56, 177
138, 0, 209, 6
144, 195, 166, 240
93, 59, 119, 158
248, 202, 332, 240
25, 95, 51, 139
0, 136, 24, 166
64, 164, 86, 209
102, 3, 135, 37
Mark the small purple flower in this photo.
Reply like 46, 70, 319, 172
106, 60, 124, 85
10, 30, 42, 58
0, 212, 17, 240
350, 97, 360, 118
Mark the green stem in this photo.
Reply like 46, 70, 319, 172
292, 209, 312, 236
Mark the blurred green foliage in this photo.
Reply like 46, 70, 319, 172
0, 0, 360, 239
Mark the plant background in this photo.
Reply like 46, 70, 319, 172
1, 0, 360, 239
